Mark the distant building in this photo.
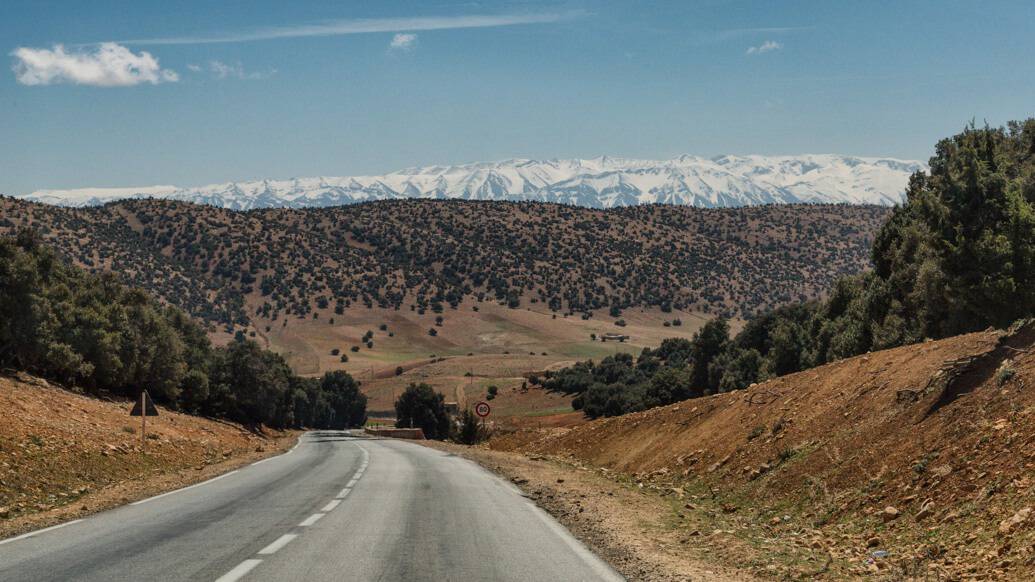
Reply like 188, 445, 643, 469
600, 333, 629, 342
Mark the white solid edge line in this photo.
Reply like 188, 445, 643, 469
257, 533, 298, 555
131, 470, 239, 506
0, 519, 84, 546
253, 432, 306, 465
281, 435, 305, 456
526, 505, 624, 582
345, 478, 358, 488
335, 488, 351, 499
298, 513, 324, 527
215, 558, 263, 582
137, 433, 304, 504
321, 499, 341, 512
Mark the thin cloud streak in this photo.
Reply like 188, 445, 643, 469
119, 12, 582, 46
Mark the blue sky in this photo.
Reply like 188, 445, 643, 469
1, 1, 1033, 195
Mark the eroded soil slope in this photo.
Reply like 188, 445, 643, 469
0, 373, 294, 538
496, 324, 1035, 579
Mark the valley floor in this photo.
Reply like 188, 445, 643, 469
254, 301, 717, 424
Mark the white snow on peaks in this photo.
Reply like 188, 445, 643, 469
20, 154, 926, 210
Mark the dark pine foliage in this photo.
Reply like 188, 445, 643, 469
0, 231, 366, 429
393, 383, 451, 440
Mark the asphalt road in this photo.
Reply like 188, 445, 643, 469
0, 431, 622, 581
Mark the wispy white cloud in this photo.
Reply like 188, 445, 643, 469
389, 33, 418, 52
11, 43, 178, 86
208, 60, 275, 80
746, 40, 782, 55
120, 12, 582, 46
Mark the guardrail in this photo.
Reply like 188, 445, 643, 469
364, 427, 426, 440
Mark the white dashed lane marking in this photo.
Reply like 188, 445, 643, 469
214, 559, 263, 582
257, 534, 298, 555
212, 436, 369, 581
298, 513, 325, 527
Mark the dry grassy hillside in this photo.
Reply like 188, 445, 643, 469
496, 324, 1035, 579
1, 196, 890, 427
0, 197, 888, 331
0, 372, 293, 538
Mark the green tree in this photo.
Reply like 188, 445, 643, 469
320, 370, 367, 428
210, 340, 292, 427
643, 366, 694, 407
690, 318, 729, 393
394, 383, 450, 439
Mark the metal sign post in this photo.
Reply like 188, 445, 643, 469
474, 401, 491, 431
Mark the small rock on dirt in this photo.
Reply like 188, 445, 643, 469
882, 507, 900, 522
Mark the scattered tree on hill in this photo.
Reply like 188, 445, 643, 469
0, 194, 888, 330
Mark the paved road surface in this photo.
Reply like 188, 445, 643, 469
0, 431, 622, 581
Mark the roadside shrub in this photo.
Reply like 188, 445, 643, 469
394, 383, 450, 440
454, 409, 484, 445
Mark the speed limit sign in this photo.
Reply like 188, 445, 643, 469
474, 401, 491, 418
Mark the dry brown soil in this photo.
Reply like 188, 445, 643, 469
469, 325, 1035, 580
0, 372, 297, 539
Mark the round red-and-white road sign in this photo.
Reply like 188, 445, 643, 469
474, 401, 491, 418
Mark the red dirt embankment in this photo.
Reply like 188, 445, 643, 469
0, 372, 295, 538
495, 324, 1035, 579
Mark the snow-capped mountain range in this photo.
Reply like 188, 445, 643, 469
18, 154, 925, 210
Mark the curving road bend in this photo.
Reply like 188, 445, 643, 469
0, 431, 622, 582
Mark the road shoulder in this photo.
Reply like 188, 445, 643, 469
0, 429, 299, 541
422, 441, 758, 582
